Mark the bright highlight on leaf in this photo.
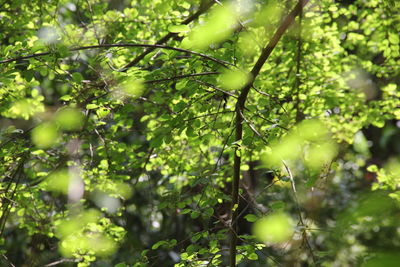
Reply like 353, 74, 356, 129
55, 210, 119, 257
45, 169, 70, 194
219, 69, 251, 91
253, 212, 294, 243
306, 141, 337, 169
31, 122, 59, 148
385, 158, 400, 177
120, 78, 144, 98
262, 120, 338, 170
238, 32, 257, 57
168, 24, 190, 33
368, 158, 400, 191
9, 99, 42, 120
56, 209, 99, 239
54, 107, 84, 130
252, 1, 283, 27
37, 26, 60, 44
92, 192, 121, 213
96, 107, 110, 118
184, 5, 237, 50
60, 233, 117, 257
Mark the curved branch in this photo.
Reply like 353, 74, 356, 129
229, 1, 309, 266
120, 0, 216, 71
0, 43, 232, 68
145, 71, 220, 84
81, 71, 222, 105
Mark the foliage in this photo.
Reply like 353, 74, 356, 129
0, 0, 399, 266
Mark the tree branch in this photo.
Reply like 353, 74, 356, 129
0, 43, 232, 68
80, 71, 222, 105
120, 0, 215, 71
229, 1, 309, 266
294, 1, 304, 122
145, 71, 220, 84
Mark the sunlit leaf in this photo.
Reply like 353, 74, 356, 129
56, 209, 99, 238
252, 0, 283, 27
9, 99, 43, 120
184, 5, 237, 50
31, 122, 59, 148
54, 107, 84, 130
305, 141, 338, 169
262, 120, 337, 170
168, 24, 190, 33
219, 69, 251, 91
253, 212, 294, 243
45, 169, 70, 194
121, 78, 144, 98
86, 103, 98, 109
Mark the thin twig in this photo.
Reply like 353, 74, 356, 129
282, 160, 296, 193
182, 110, 234, 122
1, 254, 16, 267
120, 0, 216, 70
0, 43, 233, 68
193, 79, 238, 98
145, 71, 220, 84
44, 258, 79, 266
82, 71, 222, 104
282, 160, 316, 263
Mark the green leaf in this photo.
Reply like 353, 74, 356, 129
389, 32, 399, 45
219, 69, 251, 91
203, 207, 214, 217
244, 214, 258, 222
253, 212, 294, 243
55, 108, 84, 130
96, 107, 110, 118
181, 209, 191, 215
270, 201, 285, 211
31, 122, 59, 148
176, 80, 188, 90
72, 72, 83, 83
60, 95, 73, 101
86, 103, 99, 110
190, 211, 200, 219
168, 24, 190, 33
185, 5, 237, 50
152, 241, 167, 250
248, 252, 258, 260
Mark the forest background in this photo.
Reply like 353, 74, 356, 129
0, 0, 400, 266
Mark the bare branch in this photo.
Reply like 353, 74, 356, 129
120, 0, 216, 71
0, 43, 233, 68
145, 72, 220, 84
193, 79, 238, 98
44, 258, 79, 266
